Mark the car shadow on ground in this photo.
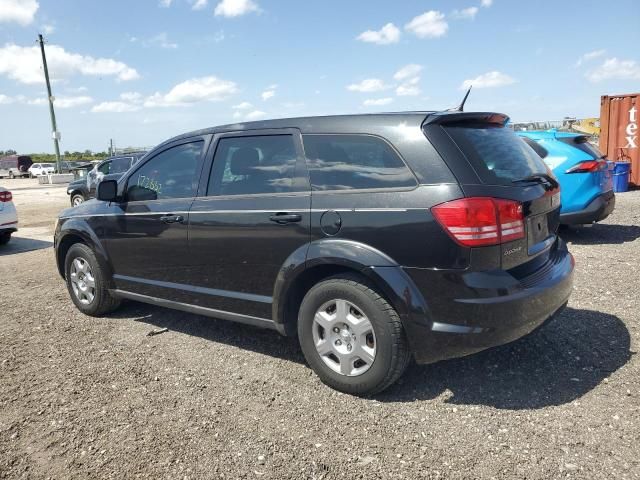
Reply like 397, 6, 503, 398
379, 307, 632, 409
560, 223, 640, 245
0, 237, 52, 256
112, 301, 305, 364
113, 303, 630, 409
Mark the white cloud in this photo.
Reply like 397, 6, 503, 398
42, 23, 55, 34
0, 0, 38, 25
356, 23, 400, 45
232, 101, 253, 109
575, 49, 606, 67
586, 58, 640, 83
145, 32, 178, 49
481, 0, 493, 7
0, 43, 139, 85
28, 95, 93, 109
451, 7, 478, 20
394, 65, 423, 96
192, 0, 208, 10
261, 89, 275, 101
396, 82, 421, 96
120, 91, 143, 103
347, 78, 390, 93
144, 76, 238, 107
159, 0, 172, 7
405, 11, 448, 39
460, 71, 516, 89
363, 97, 393, 106
0, 93, 14, 104
245, 110, 266, 120
92, 101, 141, 113
393, 64, 423, 81
214, 0, 260, 17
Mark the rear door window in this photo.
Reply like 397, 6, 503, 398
302, 134, 417, 191
444, 124, 548, 185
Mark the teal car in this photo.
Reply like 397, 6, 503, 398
517, 130, 615, 225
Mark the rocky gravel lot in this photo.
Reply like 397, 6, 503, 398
1, 179, 638, 479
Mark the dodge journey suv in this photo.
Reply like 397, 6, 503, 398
54, 111, 574, 395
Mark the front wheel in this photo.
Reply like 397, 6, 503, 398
298, 274, 411, 395
71, 194, 85, 207
64, 243, 121, 316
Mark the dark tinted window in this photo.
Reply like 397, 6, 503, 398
303, 134, 416, 191
521, 137, 549, 159
558, 136, 604, 159
445, 124, 548, 185
208, 135, 300, 196
127, 141, 203, 201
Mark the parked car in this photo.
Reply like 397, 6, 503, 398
0, 155, 33, 178
517, 130, 615, 225
28, 163, 55, 177
66, 153, 147, 206
0, 186, 18, 245
54, 111, 574, 395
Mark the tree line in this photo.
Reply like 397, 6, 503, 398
0, 150, 109, 163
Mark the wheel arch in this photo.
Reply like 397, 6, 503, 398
56, 221, 114, 287
272, 239, 432, 337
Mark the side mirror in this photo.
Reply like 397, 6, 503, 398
97, 179, 118, 202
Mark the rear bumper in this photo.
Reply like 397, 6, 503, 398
560, 190, 615, 225
402, 240, 574, 364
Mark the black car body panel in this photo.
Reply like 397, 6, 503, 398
55, 112, 574, 365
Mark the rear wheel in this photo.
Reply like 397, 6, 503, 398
64, 243, 121, 316
0, 233, 11, 245
298, 274, 411, 395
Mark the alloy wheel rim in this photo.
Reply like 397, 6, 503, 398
312, 299, 376, 377
69, 257, 96, 305
72, 196, 83, 206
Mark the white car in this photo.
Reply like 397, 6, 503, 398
0, 186, 18, 245
28, 163, 55, 177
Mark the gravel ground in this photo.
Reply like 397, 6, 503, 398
1, 180, 638, 479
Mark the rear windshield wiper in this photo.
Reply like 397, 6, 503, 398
512, 173, 559, 190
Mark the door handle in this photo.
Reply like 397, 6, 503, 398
160, 214, 184, 224
269, 213, 302, 224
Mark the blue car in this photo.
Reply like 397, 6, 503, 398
517, 130, 615, 225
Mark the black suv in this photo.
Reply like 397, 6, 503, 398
66, 153, 147, 206
54, 112, 574, 395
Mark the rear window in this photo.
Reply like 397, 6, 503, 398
445, 124, 548, 185
303, 134, 417, 191
558, 136, 604, 159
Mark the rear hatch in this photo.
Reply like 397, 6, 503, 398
424, 113, 561, 272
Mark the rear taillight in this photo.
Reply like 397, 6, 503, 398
432, 197, 524, 247
0, 191, 12, 202
566, 160, 604, 173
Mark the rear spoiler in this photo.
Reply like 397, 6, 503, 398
423, 111, 510, 126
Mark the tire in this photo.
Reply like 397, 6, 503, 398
64, 243, 121, 316
297, 274, 411, 395
8, 171, 14, 179
71, 194, 85, 207
0, 233, 11, 245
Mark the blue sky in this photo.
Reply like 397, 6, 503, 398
0, 0, 639, 153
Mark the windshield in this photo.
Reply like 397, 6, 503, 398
444, 124, 549, 185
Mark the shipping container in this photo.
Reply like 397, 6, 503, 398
600, 93, 639, 186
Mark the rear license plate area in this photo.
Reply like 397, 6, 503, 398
527, 213, 550, 247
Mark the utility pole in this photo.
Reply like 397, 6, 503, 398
38, 34, 62, 174
109, 138, 113, 156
